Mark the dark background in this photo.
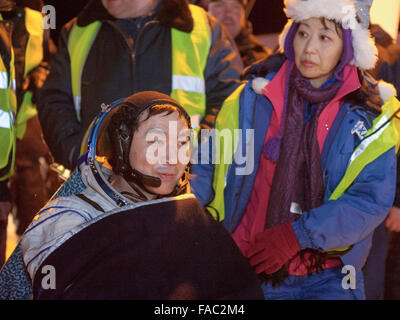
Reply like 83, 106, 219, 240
248, 0, 286, 34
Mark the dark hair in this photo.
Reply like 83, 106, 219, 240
344, 70, 383, 115
319, 17, 343, 39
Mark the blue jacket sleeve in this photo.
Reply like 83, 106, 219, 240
292, 147, 396, 251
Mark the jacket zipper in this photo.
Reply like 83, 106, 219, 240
104, 20, 157, 92
131, 20, 158, 92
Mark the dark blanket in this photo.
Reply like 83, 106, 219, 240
32, 196, 263, 300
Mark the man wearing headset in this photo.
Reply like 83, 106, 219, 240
17, 91, 262, 300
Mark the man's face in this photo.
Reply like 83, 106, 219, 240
129, 110, 190, 196
101, 0, 156, 19
208, 0, 246, 38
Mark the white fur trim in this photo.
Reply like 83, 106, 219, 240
280, 0, 378, 70
349, 21, 377, 70
252, 77, 270, 94
378, 80, 397, 103
285, 0, 357, 25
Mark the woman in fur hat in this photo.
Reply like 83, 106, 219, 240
191, 0, 399, 299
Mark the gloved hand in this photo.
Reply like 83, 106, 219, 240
22, 61, 51, 104
246, 222, 301, 275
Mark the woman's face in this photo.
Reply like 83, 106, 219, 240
129, 110, 190, 196
293, 17, 344, 88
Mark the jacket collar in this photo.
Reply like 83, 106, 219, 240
262, 60, 361, 124
77, 0, 194, 33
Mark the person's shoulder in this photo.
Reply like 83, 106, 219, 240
242, 53, 286, 81
20, 194, 99, 281
339, 101, 377, 123
58, 17, 78, 39
46, 193, 89, 210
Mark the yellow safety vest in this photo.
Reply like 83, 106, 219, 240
210, 84, 400, 255
68, 4, 210, 127
15, 7, 44, 139
0, 31, 17, 181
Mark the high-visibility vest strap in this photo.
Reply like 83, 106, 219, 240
207, 83, 245, 221
16, 91, 37, 139
68, 20, 102, 122
24, 7, 44, 77
170, 4, 210, 121
16, 7, 45, 139
0, 47, 16, 180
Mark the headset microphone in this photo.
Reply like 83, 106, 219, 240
128, 168, 162, 188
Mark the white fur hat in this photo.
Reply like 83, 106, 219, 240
279, 0, 378, 71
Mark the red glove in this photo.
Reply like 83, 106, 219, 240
246, 222, 300, 275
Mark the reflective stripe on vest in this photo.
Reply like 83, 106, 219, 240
0, 71, 8, 89
207, 83, 245, 221
67, 4, 210, 127
0, 109, 11, 128
15, 7, 44, 139
0, 42, 17, 181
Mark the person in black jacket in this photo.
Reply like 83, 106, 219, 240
37, 0, 243, 171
